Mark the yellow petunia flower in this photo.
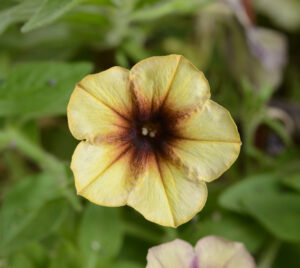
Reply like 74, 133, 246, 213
67, 55, 241, 227
146, 236, 256, 268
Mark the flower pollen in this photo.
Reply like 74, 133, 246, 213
141, 127, 148, 136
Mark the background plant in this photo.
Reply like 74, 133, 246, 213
0, 0, 300, 267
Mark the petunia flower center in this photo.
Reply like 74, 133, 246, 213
141, 122, 160, 138
128, 110, 176, 159
134, 119, 164, 143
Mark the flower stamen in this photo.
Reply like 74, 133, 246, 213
149, 131, 156, 138
141, 127, 148, 136
141, 125, 157, 138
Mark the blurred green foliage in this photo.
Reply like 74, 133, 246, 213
0, 0, 300, 267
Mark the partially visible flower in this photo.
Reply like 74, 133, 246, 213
68, 55, 241, 227
253, 0, 300, 31
224, 0, 287, 89
146, 236, 256, 268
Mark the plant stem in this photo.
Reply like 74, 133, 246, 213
123, 223, 163, 244
1, 126, 81, 211
258, 239, 281, 268
163, 227, 178, 242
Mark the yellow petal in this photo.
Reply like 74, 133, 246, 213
67, 67, 131, 142
146, 239, 195, 268
79, 66, 133, 120
170, 100, 241, 182
162, 55, 210, 115
127, 154, 207, 227
71, 141, 134, 206
175, 100, 240, 142
195, 236, 255, 268
130, 55, 210, 119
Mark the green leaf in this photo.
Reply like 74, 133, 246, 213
0, 61, 92, 119
21, 120, 41, 145
10, 252, 34, 268
0, 0, 18, 10
131, 0, 209, 21
0, 52, 10, 79
21, 242, 48, 268
186, 214, 266, 253
263, 117, 292, 146
49, 240, 81, 268
22, 0, 82, 33
112, 261, 144, 268
78, 204, 124, 266
273, 243, 300, 268
243, 194, 300, 242
283, 173, 300, 192
0, 0, 40, 35
0, 173, 68, 254
219, 173, 282, 213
